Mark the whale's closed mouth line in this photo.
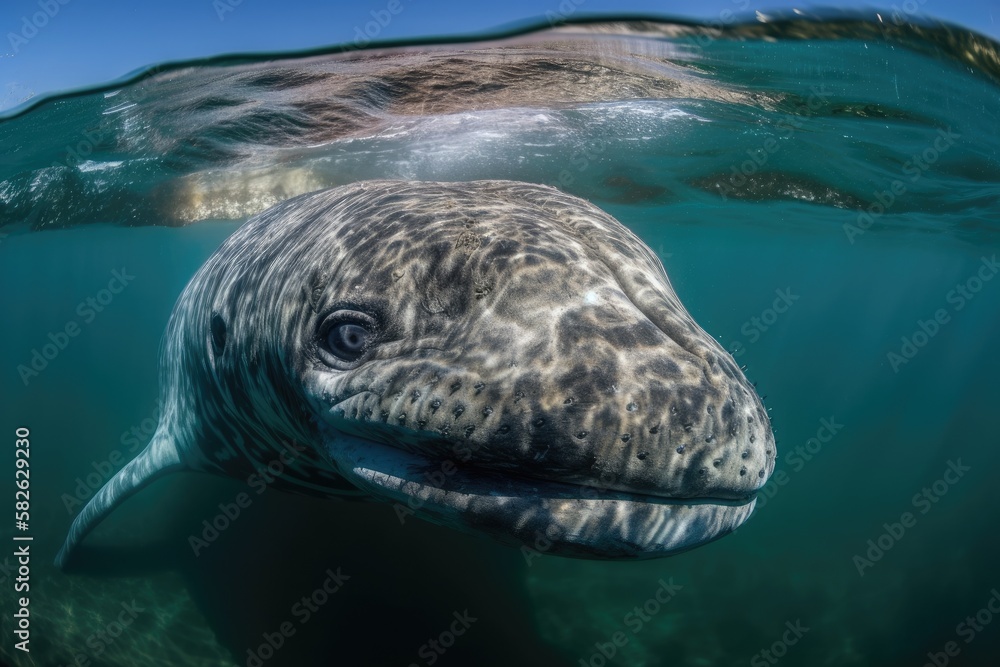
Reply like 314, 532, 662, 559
323, 430, 756, 508
499, 472, 756, 507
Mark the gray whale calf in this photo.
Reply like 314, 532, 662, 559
56, 180, 774, 568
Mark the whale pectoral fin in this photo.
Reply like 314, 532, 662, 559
55, 430, 185, 570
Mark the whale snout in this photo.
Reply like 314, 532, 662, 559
562, 361, 776, 504
436, 282, 778, 507
312, 335, 774, 558
482, 356, 774, 506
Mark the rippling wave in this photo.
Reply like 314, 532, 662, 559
1, 11, 998, 235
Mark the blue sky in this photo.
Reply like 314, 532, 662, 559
1, 0, 997, 112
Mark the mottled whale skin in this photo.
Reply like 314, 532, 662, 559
56, 180, 775, 568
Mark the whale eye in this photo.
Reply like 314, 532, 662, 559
328, 322, 369, 359
319, 310, 379, 366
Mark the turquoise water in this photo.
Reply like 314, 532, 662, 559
1, 14, 1000, 667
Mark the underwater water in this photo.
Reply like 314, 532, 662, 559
2, 12, 1000, 667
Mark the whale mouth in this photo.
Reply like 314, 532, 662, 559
322, 429, 757, 560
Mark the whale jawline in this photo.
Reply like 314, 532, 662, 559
322, 429, 757, 560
